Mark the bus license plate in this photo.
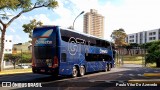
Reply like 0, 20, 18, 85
41, 69, 45, 72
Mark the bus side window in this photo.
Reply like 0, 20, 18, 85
61, 53, 67, 62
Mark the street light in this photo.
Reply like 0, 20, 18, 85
72, 11, 84, 30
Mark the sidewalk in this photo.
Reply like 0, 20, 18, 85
0, 68, 32, 75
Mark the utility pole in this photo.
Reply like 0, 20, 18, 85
72, 11, 84, 30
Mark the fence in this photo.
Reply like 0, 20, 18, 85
115, 48, 147, 67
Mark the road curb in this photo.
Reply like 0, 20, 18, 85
0, 69, 32, 76
0, 71, 32, 75
144, 73, 160, 77
128, 79, 160, 84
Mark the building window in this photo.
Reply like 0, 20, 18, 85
153, 37, 156, 40
149, 37, 156, 40
129, 35, 134, 38
153, 32, 156, 35
5, 40, 7, 42
149, 37, 152, 40
9, 40, 12, 42
129, 40, 134, 42
5, 49, 7, 51
9, 49, 11, 51
149, 32, 156, 36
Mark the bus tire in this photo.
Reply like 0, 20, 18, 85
79, 66, 85, 76
72, 66, 78, 78
107, 64, 111, 71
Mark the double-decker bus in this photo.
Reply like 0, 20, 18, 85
32, 26, 115, 77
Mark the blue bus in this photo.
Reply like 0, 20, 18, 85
32, 26, 115, 77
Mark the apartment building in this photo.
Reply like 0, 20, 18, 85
12, 42, 31, 54
126, 29, 160, 44
0, 36, 13, 54
83, 9, 104, 38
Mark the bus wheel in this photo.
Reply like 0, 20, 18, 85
72, 66, 78, 77
107, 64, 111, 71
79, 66, 85, 76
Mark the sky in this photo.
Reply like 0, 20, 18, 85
2, 0, 160, 44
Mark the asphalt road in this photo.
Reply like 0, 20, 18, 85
0, 64, 160, 90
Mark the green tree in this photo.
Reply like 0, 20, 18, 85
145, 40, 160, 67
111, 28, 128, 56
20, 52, 32, 63
4, 54, 21, 69
147, 41, 160, 53
23, 19, 43, 39
0, 0, 58, 71
124, 44, 132, 55
111, 28, 127, 48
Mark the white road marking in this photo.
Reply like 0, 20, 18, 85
128, 74, 134, 76
145, 71, 149, 72
154, 71, 159, 72
137, 74, 143, 76
118, 74, 123, 76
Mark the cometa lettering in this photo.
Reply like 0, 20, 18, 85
100, 49, 108, 54
35, 40, 52, 44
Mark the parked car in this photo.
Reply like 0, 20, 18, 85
18, 64, 30, 69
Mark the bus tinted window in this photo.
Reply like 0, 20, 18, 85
60, 29, 112, 49
61, 53, 67, 62
34, 46, 55, 59
85, 53, 112, 61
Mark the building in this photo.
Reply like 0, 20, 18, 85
12, 42, 31, 54
0, 36, 13, 54
83, 9, 104, 38
126, 29, 160, 44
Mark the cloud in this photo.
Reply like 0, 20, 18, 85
52, 0, 75, 28
5, 35, 13, 39
62, 0, 160, 40
51, 0, 96, 31
15, 35, 21, 41
13, 35, 23, 44
10, 28, 16, 33
33, 14, 53, 25
7, 27, 16, 33
4, 0, 160, 43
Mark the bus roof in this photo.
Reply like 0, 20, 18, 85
34, 25, 110, 42
59, 26, 110, 42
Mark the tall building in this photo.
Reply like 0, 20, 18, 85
126, 28, 160, 44
83, 9, 104, 38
